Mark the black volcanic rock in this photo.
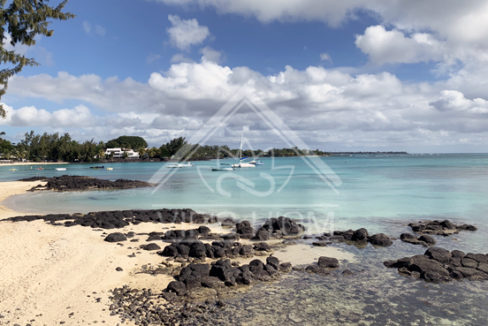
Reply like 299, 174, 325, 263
235, 220, 254, 238
368, 233, 393, 247
400, 233, 435, 247
317, 256, 339, 268
140, 243, 161, 251
22, 175, 153, 192
409, 220, 477, 236
385, 248, 488, 282
104, 232, 127, 242
6, 208, 218, 229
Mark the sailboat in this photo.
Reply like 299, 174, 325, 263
231, 134, 256, 168
166, 162, 192, 168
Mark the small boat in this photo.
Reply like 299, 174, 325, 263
249, 159, 264, 165
212, 167, 234, 171
37, 167, 44, 171
9, 168, 17, 172
166, 162, 192, 168
90, 166, 105, 169
55, 167, 67, 171
106, 167, 114, 171
232, 135, 256, 168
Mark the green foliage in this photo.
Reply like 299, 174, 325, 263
0, 0, 74, 117
159, 137, 187, 159
106, 135, 148, 150
17, 130, 104, 162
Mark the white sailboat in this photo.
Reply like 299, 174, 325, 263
231, 134, 256, 168
166, 162, 192, 168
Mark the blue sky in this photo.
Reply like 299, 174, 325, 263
2, 0, 488, 152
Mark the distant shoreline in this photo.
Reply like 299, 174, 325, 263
0, 161, 68, 167
0, 153, 410, 166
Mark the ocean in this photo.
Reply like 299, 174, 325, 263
2, 154, 488, 324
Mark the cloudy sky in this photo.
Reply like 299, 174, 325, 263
2, 0, 488, 153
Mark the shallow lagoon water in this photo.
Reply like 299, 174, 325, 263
2, 154, 488, 324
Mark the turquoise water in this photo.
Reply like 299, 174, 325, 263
3, 155, 488, 231
3, 155, 488, 324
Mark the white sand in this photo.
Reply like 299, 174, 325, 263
0, 181, 356, 325
0, 181, 45, 219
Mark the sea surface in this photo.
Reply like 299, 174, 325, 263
2, 154, 488, 325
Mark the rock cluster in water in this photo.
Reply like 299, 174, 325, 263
384, 247, 488, 282
165, 256, 291, 297
409, 220, 477, 236
253, 216, 305, 240
315, 228, 393, 247
400, 233, 436, 247
6, 208, 218, 228
20, 175, 152, 191
304, 256, 340, 274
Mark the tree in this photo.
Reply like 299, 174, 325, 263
1, 0, 74, 117
159, 137, 187, 159
106, 135, 148, 150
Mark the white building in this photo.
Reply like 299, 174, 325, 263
105, 148, 140, 159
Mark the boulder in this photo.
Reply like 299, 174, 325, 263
166, 281, 186, 296
235, 221, 254, 238
425, 247, 451, 264
189, 242, 207, 259
141, 243, 161, 251
368, 233, 392, 247
317, 256, 339, 268
266, 256, 280, 269
351, 228, 368, 241
254, 227, 270, 241
104, 232, 127, 242
253, 242, 271, 251
418, 234, 436, 245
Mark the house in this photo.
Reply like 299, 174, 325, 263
105, 148, 140, 159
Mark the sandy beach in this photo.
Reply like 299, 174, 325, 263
0, 181, 355, 325
0, 161, 67, 167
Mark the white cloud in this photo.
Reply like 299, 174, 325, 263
319, 53, 331, 62
200, 46, 222, 63
431, 90, 488, 114
82, 21, 106, 36
6, 59, 488, 151
157, 0, 488, 72
355, 25, 445, 65
167, 15, 210, 50
0, 104, 94, 127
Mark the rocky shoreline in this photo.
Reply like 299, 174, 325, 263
19, 175, 153, 191
2, 208, 483, 325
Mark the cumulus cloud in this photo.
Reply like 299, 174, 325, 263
200, 46, 222, 63
167, 15, 210, 50
157, 0, 488, 71
0, 104, 94, 127
355, 25, 445, 65
431, 90, 488, 114
6, 59, 488, 151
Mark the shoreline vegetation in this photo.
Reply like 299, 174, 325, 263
0, 131, 407, 164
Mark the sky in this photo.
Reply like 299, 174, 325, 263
2, 0, 488, 153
